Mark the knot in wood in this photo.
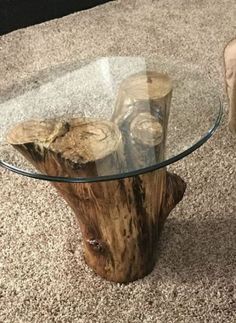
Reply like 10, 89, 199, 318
87, 239, 104, 252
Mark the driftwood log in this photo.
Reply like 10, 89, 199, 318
6, 72, 186, 283
224, 38, 236, 135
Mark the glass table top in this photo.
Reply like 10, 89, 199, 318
0, 57, 222, 183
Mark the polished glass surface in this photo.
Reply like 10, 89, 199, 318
0, 57, 222, 182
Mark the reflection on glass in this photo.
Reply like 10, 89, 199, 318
0, 57, 222, 182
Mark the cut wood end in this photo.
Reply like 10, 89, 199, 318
130, 112, 163, 146
6, 117, 123, 164
121, 71, 172, 100
6, 119, 69, 146
50, 119, 123, 163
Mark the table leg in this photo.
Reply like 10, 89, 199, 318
52, 168, 186, 283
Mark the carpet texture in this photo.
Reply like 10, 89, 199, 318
0, 0, 236, 322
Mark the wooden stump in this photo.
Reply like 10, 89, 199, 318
224, 38, 236, 135
6, 72, 186, 283
53, 169, 186, 283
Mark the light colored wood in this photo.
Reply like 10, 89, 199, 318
7, 118, 125, 177
112, 71, 172, 168
224, 38, 236, 135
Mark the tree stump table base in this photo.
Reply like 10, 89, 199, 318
53, 169, 186, 283
7, 117, 186, 283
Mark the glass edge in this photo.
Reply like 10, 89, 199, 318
0, 99, 223, 183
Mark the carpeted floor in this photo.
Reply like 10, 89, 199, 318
0, 0, 236, 322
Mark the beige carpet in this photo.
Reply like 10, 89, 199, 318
0, 0, 236, 322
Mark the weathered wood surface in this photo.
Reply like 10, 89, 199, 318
112, 71, 172, 169
53, 169, 185, 283
224, 38, 236, 135
7, 116, 186, 283
7, 118, 125, 177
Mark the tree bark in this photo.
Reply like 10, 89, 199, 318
7, 86, 186, 283
53, 169, 185, 283
224, 38, 236, 135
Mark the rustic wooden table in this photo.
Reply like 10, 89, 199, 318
0, 57, 222, 283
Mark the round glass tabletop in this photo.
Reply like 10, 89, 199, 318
0, 57, 222, 183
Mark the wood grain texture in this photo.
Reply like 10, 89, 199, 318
112, 71, 172, 169
7, 116, 186, 283
224, 38, 236, 135
53, 169, 186, 282
7, 118, 125, 177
